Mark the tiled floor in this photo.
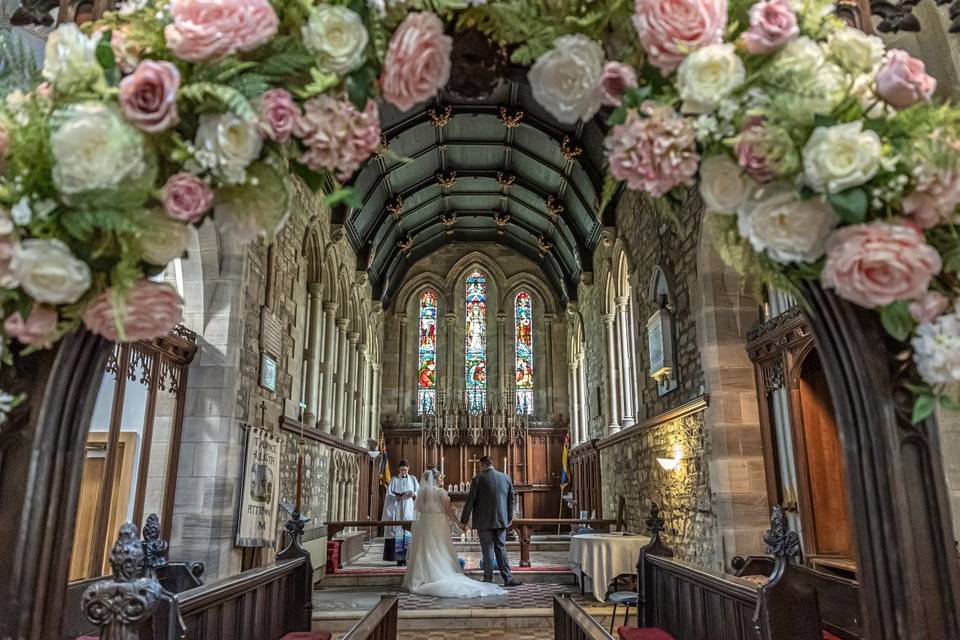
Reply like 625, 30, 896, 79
340, 541, 571, 572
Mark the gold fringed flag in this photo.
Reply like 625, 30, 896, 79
378, 432, 391, 488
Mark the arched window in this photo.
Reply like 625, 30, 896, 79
417, 289, 438, 415
514, 292, 534, 415
464, 271, 487, 413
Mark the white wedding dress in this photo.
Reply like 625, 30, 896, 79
402, 471, 506, 598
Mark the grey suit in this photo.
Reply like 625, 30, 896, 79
460, 467, 515, 582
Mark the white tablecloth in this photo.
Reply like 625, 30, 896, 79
569, 533, 650, 601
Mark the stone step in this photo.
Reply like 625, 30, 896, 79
320, 569, 577, 588
314, 605, 621, 632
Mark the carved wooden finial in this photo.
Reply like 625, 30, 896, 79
645, 502, 665, 535
142, 513, 169, 570
764, 505, 800, 559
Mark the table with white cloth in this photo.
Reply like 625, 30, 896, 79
568, 532, 651, 601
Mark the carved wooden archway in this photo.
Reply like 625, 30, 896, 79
801, 283, 960, 640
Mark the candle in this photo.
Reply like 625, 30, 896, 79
441, 457, 445, 474
503, 456, 507, 471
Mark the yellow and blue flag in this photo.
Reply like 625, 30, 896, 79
378, 432, 391, 488
560, 433, 571, 489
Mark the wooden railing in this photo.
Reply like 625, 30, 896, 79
327, 520, 412, 541
511, 518, 617, 567
341, 596, 400, 640
553, 594, 615, 640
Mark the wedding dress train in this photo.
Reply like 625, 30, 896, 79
402, 470, 506, 598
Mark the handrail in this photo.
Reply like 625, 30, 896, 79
645, 554, 758, 602
553, 594, 615, 640
176, 557, 307, 613
341, 595, 399, 640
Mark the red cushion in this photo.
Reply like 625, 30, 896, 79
281, 633, 332, 640
823, 633, 842, 640
617, 627, 676, 640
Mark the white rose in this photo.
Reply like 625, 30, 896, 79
301, 5, 369, 75
699, 154, 753, 213
850, 73, 894, 119
12, 238, 91, 304
803, 121, 881, 193
769, 38, 846, 123
142, 214, 198, 266
912, 304, 960, 385
195, 113, 263, 184
826, 27, 884, 74
50, 102, 147, 198
677, 44, 745, 114
529, 35, 604, 125
42, 24, 103, 94
736, 182, 839, 263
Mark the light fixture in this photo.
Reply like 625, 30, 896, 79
656, 443, 684, 471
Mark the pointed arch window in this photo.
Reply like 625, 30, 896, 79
417, 289, 438, 415
464, 271, 487, 413
514, 292, 534, 415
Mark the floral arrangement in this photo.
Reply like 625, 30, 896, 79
0, 0, 957, 421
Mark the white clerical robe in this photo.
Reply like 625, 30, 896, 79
381, 475, 419, 536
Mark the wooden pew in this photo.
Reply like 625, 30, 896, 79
553, 593, 616, 640
340, 595, 400, 640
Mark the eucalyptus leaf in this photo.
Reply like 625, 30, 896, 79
828, 188, 868, 223
879, 300, 913, 342
912, 394, 936, 424
606, 107, 627, 126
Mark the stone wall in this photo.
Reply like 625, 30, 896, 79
600, 407, 717, 565
276, 431, 331, 537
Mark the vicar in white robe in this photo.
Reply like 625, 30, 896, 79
381, 459, 419, 536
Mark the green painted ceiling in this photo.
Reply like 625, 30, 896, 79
343, 79, 611, 307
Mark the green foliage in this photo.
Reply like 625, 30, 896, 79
828, 188, 868, 224
0, 29, 42, 99
4, 100, 55, 201
324, 185, 362, 209
179, 82, 258, 122
912, 393, 936, 423
60, 207, 154, 243
926, 226, 960, 274
597, 172, 620, 217
296, 68, 340, 99
879, 300, 914, 342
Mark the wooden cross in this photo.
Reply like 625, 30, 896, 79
469, 455, 481, 476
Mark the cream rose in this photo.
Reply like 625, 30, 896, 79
529, 35, 604, 125
12, 239, 92, 305
677, 43, 745, 114
736, 182, 839, 263
195, 112, 263, 184
302, 5, 369, 74
42, 24, 103, 94
826, 27, 884, 74
802, 121, 881, 194
768, 37, 845, 123
50, 102, 147, 199
142, 213, 198, 266
699, 154, 753, 213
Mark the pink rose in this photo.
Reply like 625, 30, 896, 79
909, 291, 950, 323
35, 82, 51, 99
875, 50, 936, 110
736, 120, 775, 183
380, 12, 452, 112
903, 161, 960, 229
821, 221, 943, 309
164, 0, 279, 63
257, 89, 300, 143
111, 27, 140, 73
741, 0, 798, 54
633, 0, 727, 74
82, 280, 183, 342
162, 172, 214, 223
295, 96, 381, 182
599, 61, 638, 107
4, 304, 59, 348
605, 101, 700, 197
119, 60, 180, 133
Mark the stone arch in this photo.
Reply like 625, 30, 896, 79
442, 250, 508, 295
393, 272, 448, 317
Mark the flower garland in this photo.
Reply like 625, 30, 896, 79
0, 0, 957, 421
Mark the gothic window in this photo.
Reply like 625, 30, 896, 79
464, 271, 487, 413
417, 289, 438, 415
514, 291, 534, 415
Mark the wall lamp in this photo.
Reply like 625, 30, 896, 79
656, 443, 685, 471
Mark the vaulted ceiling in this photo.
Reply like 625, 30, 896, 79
340, 77, 611, 308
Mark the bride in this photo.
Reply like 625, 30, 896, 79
402, 469, 505, 598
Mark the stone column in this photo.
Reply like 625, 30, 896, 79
397, 314, 408, 418
319, 302, 339, 433
445, 313, 456, 394
303, 283, 324, 425
355, 344, 369, 446
569, 361, 580, 444
333, 318, 350, 439
344, 331, 360, 442
544, 312, 555, 416
603, 313, 620, 433
371, 362, 382, 438
578, 354, 589, 441
496, 312, 506, 402
616, 296, 636, 428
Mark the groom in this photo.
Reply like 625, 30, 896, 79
460, 456, 523, 587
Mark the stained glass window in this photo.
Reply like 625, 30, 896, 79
417, 289, 438, 415
464, 271, 487, 413
514, 292, 534, 415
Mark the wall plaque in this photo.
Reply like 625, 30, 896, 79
646, 308, 674, 382
260, 352, 277, 392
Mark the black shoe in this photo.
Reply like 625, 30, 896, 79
503, 579, 523, 587
482, 577, 493, 583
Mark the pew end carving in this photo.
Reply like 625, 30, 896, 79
142, 514, 205, 595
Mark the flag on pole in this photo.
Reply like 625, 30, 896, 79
560, 433, 571, 490
378, 432, 391, 488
